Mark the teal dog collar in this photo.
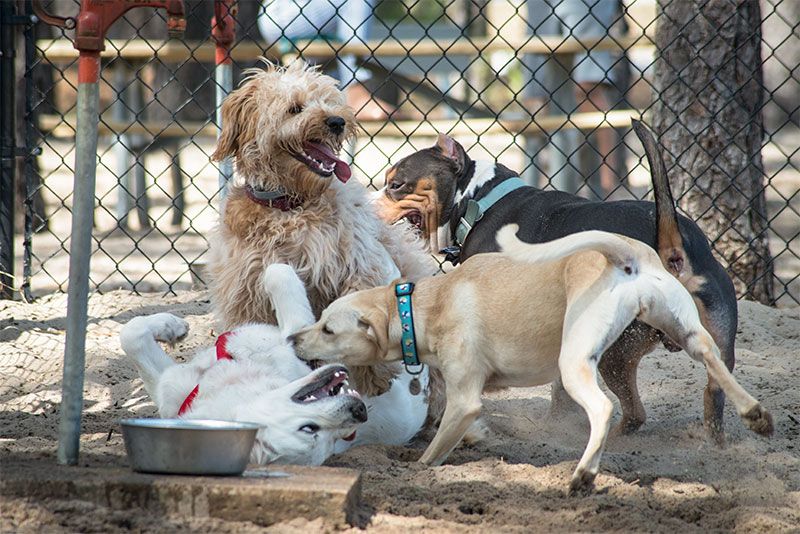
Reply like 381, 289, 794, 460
395, 282, 423, 374
455, 176, 526, 247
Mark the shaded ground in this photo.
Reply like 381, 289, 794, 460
1, 291, 799, 532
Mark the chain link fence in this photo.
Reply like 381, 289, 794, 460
9, 0, 800, 305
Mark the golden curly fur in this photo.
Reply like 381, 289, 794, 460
208, 60, 436, 397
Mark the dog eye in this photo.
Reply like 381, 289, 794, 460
299, 423, 320, 434
322, 325, 333, 335
289, 103, 303, 115
389, 181, 403, 190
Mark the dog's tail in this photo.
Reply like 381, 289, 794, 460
631, 119, 687, 277
497, 224, 638, 274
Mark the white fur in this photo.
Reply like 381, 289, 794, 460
120, 263, 428, 466
455, 159, 497, 203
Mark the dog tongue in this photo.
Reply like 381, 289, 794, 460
304, 142, 352, 183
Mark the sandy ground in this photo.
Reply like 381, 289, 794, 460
1, 290, 799, 532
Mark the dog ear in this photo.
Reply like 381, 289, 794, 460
211, 82, 259, 161
435, 133, 468, 175
358, 311, 389, 359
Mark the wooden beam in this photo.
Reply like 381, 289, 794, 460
36, 33, 655, 63
39, 109, 643, 140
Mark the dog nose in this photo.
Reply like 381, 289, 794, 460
350, 400, 368, 423
325, 116, 346, 134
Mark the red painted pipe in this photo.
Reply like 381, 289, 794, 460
77, 52, 100, 84
212, 0, 237, 66
33, 0, 186, 53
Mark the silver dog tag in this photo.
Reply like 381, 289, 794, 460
409, 377, 421, 395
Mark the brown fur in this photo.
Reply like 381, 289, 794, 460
207, 60, 436, 396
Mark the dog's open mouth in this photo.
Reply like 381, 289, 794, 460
292, 141, 352, 183
291, 365, 361, 404
403, 209, 425, 234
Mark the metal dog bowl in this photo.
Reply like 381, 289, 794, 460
120, 418, 259, 476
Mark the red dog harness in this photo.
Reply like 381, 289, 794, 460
177, 331, 234, 416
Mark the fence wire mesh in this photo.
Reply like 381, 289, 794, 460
10, 0, 800, 305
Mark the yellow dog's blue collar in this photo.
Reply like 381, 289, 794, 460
395, 282, 424, 374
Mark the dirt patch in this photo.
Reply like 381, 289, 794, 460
2, 292, 799, 532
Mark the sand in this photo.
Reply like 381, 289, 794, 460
1, 290, 799, 532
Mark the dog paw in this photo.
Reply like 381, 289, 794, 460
742, 404, 774, 437
568, 469, 597, 496
149, 313, 190, 344
462, 417, 490, 445
610, 414, 646, 437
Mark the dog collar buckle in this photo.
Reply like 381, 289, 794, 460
395, 282, 424, 374
456, 199, 482, 247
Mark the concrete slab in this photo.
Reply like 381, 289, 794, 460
1, 458, 361, 528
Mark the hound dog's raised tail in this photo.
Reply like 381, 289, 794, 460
631, 119, 688, 278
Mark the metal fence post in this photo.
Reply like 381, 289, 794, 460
213, 0, 236, 197
0, 2, 17, 299
57, 50, 100, 465
30, 0, 187, 465
112, 64, 134, 228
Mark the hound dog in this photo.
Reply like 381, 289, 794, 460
373, 120, 739, 444
291, 227, 773, 493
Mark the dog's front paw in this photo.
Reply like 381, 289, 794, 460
149, 313, 190, 344
741, 404, 774, 437
568, 468, 597, 496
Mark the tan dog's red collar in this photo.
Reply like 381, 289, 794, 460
245, 184, 303, 211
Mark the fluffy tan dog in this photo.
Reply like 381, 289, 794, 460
208, 60, 434, 395
292, 226, 773, 493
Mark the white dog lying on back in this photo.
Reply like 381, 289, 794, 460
120, 263, 429, 465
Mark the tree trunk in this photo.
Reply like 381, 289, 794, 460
652, 0, 774, 304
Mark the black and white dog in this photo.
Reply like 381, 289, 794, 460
374, 121, 738, 444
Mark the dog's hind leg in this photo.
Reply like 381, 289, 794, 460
696, 296, 737, 445
638, 275, 773, 438
119, 313, 189, 399
558, 283, 642, 493
263, 263, 316, 338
